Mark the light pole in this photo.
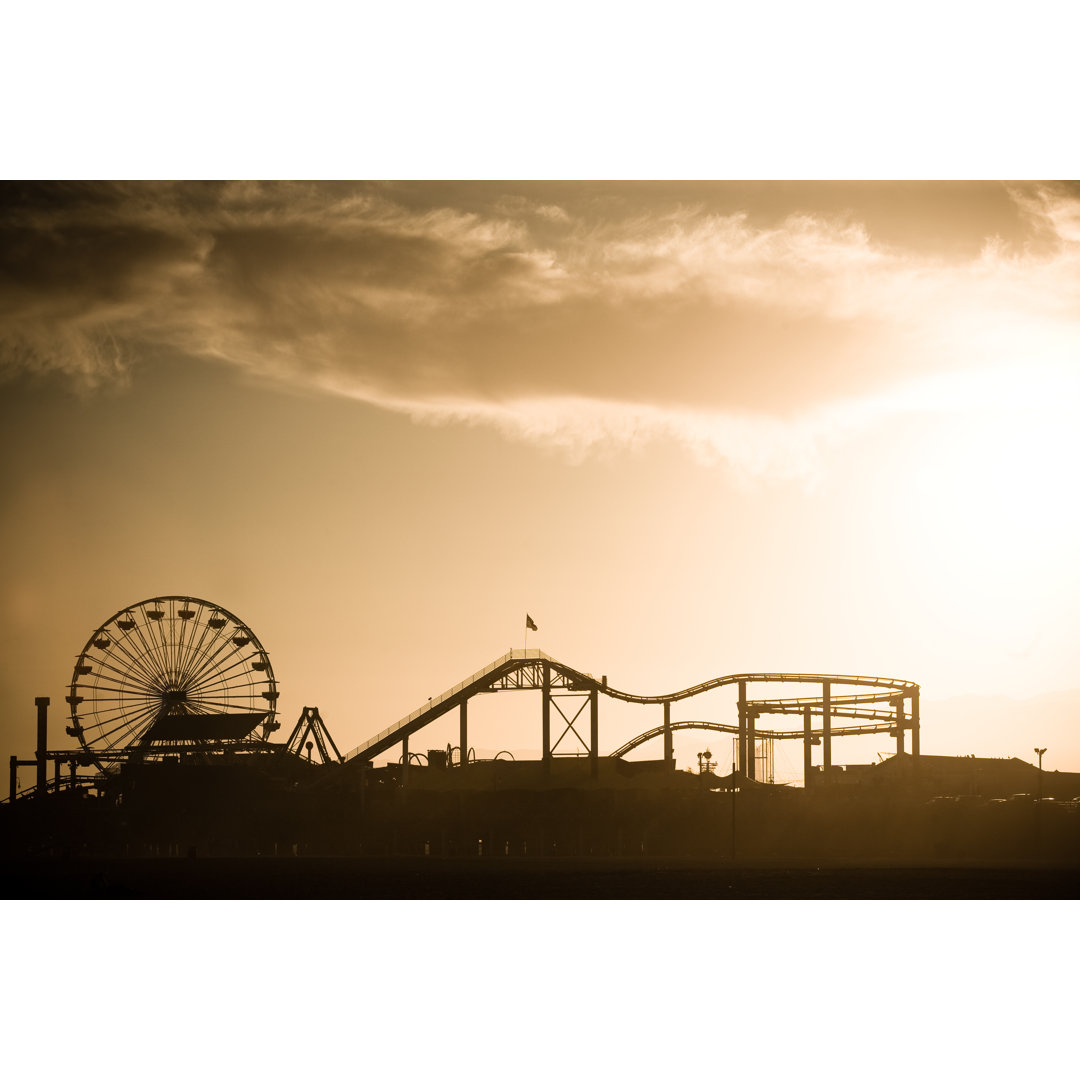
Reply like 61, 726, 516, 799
1034, 748, 1047, 801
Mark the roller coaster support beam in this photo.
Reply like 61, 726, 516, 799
459, 700, 468, 767
737, 680, 747, 777
590, 688, 599, 779
663, 702, 672, 767
803, 705, 812, 787
8, 755, 15, 802
402, 733, 409, 787
911, 690, 920, 764
895, 697, 906, 755
542, 662, 551, 770
822, 682, 832, 783
747, 707, 757, 781
35, 697, 49, 796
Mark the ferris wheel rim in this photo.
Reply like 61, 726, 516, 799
68, 595, 278, 772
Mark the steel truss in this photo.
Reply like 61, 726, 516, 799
284, 706, 343, 764
340, 650, 920, 787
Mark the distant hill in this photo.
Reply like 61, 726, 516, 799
921, 689, 1080, 772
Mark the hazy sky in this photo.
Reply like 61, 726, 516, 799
3, 180, 1079, 776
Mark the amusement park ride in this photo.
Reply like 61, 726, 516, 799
7, 594, 923, 802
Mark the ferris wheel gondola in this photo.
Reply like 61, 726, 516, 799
67, 595, 279, 772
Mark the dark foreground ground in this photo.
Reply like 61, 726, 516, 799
4, 856, 1079, 898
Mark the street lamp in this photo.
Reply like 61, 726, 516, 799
1034, 747, 1047, 801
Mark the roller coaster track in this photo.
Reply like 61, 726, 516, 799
341, 650, 919, 765
609, 716, 897, 759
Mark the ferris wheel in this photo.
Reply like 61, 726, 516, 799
67, 596, 279, 771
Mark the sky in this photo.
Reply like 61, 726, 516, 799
3, 180, 1080, 777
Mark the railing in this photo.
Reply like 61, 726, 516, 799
3, 774, 102, 804
342, 650, 553, 761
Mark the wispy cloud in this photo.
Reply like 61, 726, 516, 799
3, 181, 1079, 479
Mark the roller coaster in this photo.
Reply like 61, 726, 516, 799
340, 649, 920, 785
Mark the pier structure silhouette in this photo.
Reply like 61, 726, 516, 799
4, 596, 1080, 895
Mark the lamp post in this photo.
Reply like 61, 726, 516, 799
1034, 748, 1046, 801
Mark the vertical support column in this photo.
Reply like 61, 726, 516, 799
589, 687, 599, 779
53, 758, 61, 794
459, 700, 468, 767
737, 680, 747, 777
401, 733, 409, 787
35, 697, 49, 796
910, 689, 920, 765
69, 760, 77, 790
894, 696, 906, 756
747, 707, 757, 781
663, 701, 672, 767
822, 681, 832, 783
9, 755, 16, 803
803, 705, 813, 788
541, 662, 551, 770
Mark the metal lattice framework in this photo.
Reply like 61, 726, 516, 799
340, 650, 920, 785
66, 595, 279, 772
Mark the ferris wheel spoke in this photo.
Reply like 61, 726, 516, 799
176, 634, 230, 692
80, 661, 161, 697
174, 614, 221, 687
186, 681, 261, 708
77, 694, 155, 717
143, 603, 181, 684
90, 636, 167, 691
91, 694, 161, 731
77, 683, 156, 713
191, 635, 264, 687
169, 602, 197, 683
181, 631, 248, 690
178, 623, 241, 688
185, 690, 265, 712
107, 625, 171, 688
169, 602, 188, 675
93, 700, 162, 753
151, 607, 179, 681
188, 652, 260, 695
110, 712, 161, 754
78, 695, 160, 711
179, 607, 218, 683
85, 685, 159, 705
184, 680, 250, 703
116, 611, 173, 682
178, 634, 236, 691
185, 678, 265, 703
124, 614, 175, 685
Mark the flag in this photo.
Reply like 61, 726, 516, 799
526, 614, 538, 631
